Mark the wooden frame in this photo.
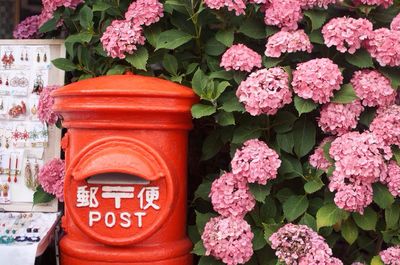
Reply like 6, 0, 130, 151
0, 39, 65, 212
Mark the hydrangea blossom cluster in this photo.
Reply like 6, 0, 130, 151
309, 137, 334, 171
382, 161, 400, 197
270, 224, 342, 265
265, 30, 313, 58
38, 85, 60, 125
318, 100, 364, 135
370, 105, 400, 148
203, 0, 247, 16
42, 0, 83, 12
328, 131, 389, 213
351, 70, 396, 108
100, 20, 145, 59
292, 58, 343, 104
300, 0, 338, 9
38, 158, 65, 201
365, 28, 400, 67
202, 216, 254, 265
391, 13, 400, 31
13, 15, 41, 39
210, 172, 255, 218
380, 245, 400, 265
264, 0, 303, 31
231, 139, 281, 185
322, 17, 373, 54
236, 67, 292, 116
125, 0, 164, 26
353, 0, 393, 8
101, 0, 163, 59
220, 44, 262, 72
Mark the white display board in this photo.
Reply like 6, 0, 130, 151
0, 40, 65, 212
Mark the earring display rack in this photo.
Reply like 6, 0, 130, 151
0, 40, 65, 213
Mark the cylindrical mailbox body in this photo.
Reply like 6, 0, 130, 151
53, 75, 197, 265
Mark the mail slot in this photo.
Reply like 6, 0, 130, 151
52, 74, 197, 265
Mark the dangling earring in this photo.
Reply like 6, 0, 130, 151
0, 76, 2, 85
43, 53, 47, 62
33, 160, 40, 188
36, 53, 40, 63
31, 104, 37, 115
5, 77, 9, 86
25, 159, 33, 189
25, 51, 28, 61
14, 157, 18, 183
0, 99, 3, 110
5, 137, 9, 149
20, 52, 24, 61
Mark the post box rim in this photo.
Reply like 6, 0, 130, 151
64, 136, 177, 246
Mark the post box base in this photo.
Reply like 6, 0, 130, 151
60, 237, 193, 265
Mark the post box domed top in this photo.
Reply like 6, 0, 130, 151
52, 74, 197, 130
53, 74, 196, 98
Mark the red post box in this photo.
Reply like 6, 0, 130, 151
52, 74, 197, 265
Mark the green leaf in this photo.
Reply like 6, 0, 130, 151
283, 195, 309, 222
393, 146, 400, 166
107, 65, 127, 75
273, 111, 297, 133
360, 108, 377, 127
373, 183, 395, 209
263, 223, 281, 243
370, 256, 384, 265
345, 49, 374, 68
93, 2, 112, 12
144, 25, 161, 48
238, 18, 265, 39
192, 68, 207, 96
380, 68, 400, 90
202, 132, 223, 160
385, 204, 400, 230
232, 126, 262, 144
294, 96, 318, 116
216, 111, 235, 126
195, 180, 212, 200
276, 132, 294, 154
293, 118, 316, 158
196, 211, 216, 234
125, 47, 149, 71
191, 104, 217, 119
39, 17, 58, 33
309, 31, 324, 45
162, 54, 178, 75
299, 213, 317, 231
264, 57, 283, 69
304, 178, 324, 194
252, 227, 267, 251
249, 183, 271, 203
279, 153, 303, 177
156, 30, 193, 50
79, 5, 94, 29
331, 84, 358, 103
205, 38, 226, 56
219, 92, 245, 113
213, 81, 231, 100
216, 28, 234, 47
51, 58, 77, 71
304, 10, 328, 31
353, 207, 378, 231
341, 218, 358, 245
65, 32, 93, 44
192, 240, 206, 255
316, 203, 348, 230
33, 186, 55, 205
198, 256, 224, 265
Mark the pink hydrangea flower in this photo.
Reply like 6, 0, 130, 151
265, 30, 313, 58
13, 15, 41, 39
236, 67, 292, 116
333, 183, 373, 213
353, 0, 393, 8
391, 13, 400, 31
300, 0, 338, 9
351, 70, 396, 108
38, 158, 65, 201
292, 58, 343, 104
309, 137, 335, 171
270, 224, 338, 265
380, 246, 400, 265
38, 8, 55, 27
382, 161, 400, 197
249, 0, 268, 3
42, 0, 83, 12
322, 17, 373, 54
204, 0, 247, 15
365, 28, 400, 67
210, 172, 255, 218
370, 105, 400, 148
125, 0, 164, 26
38, 85, 60, 125
220, 44, 262, 72
202, 216, 254, 265
264, 0, 303, 31
318, 100, 364, 135
231, 139, 281, 185
100, 20, 146, 59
